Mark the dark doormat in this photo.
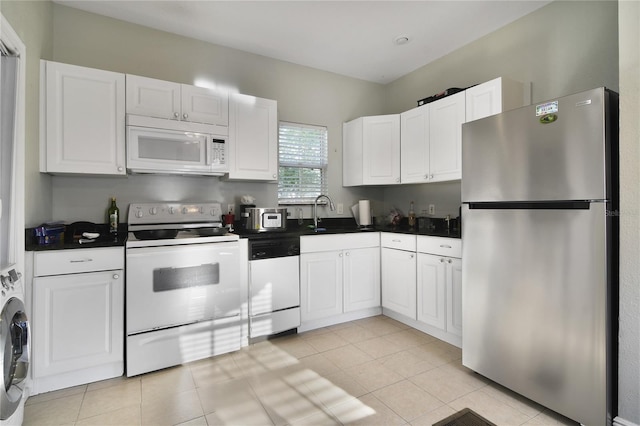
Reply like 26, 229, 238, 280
433, 408, 497, 426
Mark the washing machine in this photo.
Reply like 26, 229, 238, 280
1, 269, 30, 426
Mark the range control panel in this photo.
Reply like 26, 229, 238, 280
128, 203, 223, 225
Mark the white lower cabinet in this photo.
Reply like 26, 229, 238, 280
416, 236, 463, 344
31, 247, 124, 394
344, 247, 380, 312
417, 253, 462, 337
300, 250, 343, 322
380, 233, 417, 319
300, 233, 380, 331
381, 247, 416, 319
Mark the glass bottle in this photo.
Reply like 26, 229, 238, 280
408, 201, 416, 228
107, 197, 119, 233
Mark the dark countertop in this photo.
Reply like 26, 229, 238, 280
26, 217, 460, 251
26, 223, 127, 251
234, 218, 461, 239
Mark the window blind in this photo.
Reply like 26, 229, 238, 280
278, 121, 328, 204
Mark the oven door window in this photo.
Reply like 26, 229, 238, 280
153, 263, 219, 292
126, 242, 240, 334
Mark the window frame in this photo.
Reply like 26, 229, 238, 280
277, 121, 328, 205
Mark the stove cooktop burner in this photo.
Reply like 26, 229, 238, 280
132, 229, 179, 240
127, 202, 231, 243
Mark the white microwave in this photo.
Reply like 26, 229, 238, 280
126, 115, 228, 176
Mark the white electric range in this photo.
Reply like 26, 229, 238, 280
125, 202, 241, 377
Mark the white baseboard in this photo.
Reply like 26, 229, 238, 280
614, 416, 640, 426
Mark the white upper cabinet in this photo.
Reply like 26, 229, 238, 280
126, 74, 228, 126
401, 93, 465, 184
465, 77, 525, 122
400, 105, 430, 183
343, 114, 400, 186
428, 91, 466, 182
227, 93, 278, 181
40, 61, 126, 175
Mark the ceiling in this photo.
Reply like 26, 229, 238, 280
53, 0, 552, 84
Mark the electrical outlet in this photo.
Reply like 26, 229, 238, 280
428, 204, 435, 215
337, 203, 344, 214
227, 204, 235, 214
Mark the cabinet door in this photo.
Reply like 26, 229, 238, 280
126, 74, 181, 120
465, 77, 524, 122
465, 78, 503, 122
381, 248, 416, 319
428, 91, 465, 182
300, 251, 343, 322
362, 115, 400, 185
416, 253, 446, 330
33, 270, 124, 378
228, 94, 278, 181
342, 118, 363, 187
446, 258, 463, 337
181, 84, 228, 126
43, 61, 126, 175
344, 247, 380, 312
400, 106, 430, 183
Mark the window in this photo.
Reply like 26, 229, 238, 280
278, 121, 328, 204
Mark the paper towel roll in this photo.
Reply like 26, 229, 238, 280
358, 200, 371, 226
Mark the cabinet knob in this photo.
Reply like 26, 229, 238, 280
174, 112, 179, 118
345, 252, 350, 256
113, 274, 119, 280
118, 166, 124, 172
447, 259, 452, 264
440, 258, 445, 263
410, 254, 414, 259
272, 174, 277, 179
396, 178, 400, 183
430, 174, 434, 179
339, 253, 343, 257
183, 113, 188, 120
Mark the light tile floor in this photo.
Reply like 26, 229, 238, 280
24, 316, 579, 426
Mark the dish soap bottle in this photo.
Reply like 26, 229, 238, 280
408, 201, 416, 228
107, 197, 119, 233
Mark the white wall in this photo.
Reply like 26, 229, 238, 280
382, 0, 619, 221
0, 0, 53, 226
617, 1, 640, 423
44, 4, 386, 225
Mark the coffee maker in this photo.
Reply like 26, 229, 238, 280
239, 204, 256, 229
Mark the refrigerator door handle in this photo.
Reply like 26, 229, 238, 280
467, 201, 592, 210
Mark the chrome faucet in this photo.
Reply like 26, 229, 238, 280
314, 194, 336, 230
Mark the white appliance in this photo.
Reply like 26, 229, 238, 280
126, 115, 228, 176
461, 87, 618, 425
1, 275, 29, 426
1, 42, 29, 426
125, 202, 242, 377
248, 236, 300, 338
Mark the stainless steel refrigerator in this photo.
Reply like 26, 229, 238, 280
461, 87, 618, 426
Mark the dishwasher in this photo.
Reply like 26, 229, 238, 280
248, 236, 300, 339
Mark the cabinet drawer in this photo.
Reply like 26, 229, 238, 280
417, 236, 461, 258
380, 232, 416, 251
34, 247, 124, 276
301, 232, 379, 253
